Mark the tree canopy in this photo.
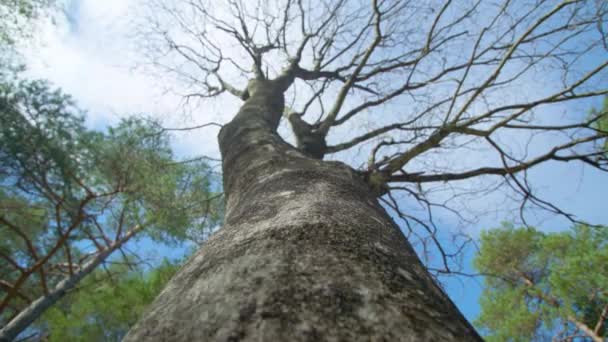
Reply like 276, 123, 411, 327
132, 0, 608, 273
0, 68, 222, 339
474, 223, 607, 341
0, 0, 55, 54
0, 2, 224, 338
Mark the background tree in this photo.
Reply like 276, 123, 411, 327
0, 0, 56, 66
0, 70, 222, 340
474, 223, 607, 342
39, 259, 181, 342
0, 0, 54, 43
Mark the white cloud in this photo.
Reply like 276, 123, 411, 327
20, 0, 237, 158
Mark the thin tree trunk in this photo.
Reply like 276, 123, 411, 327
0, 226, 142, 342
567, 316, 603, 342
124, 80, 481, 341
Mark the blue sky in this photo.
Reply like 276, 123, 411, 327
19, 0, 608, 325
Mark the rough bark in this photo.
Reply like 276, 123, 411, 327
124, 79, 482, 341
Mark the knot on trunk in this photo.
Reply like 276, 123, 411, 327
287, 112, 327, 159
365, 170, 390, 196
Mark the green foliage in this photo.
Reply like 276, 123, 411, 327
591, 96, 608, 155
474, 223, 608, 341
95, 118, 222, 244
0, 72, 219, 246
0, 0, 55, 47
0, 70, 222, 328
0, 72, 92, 318
41, 259, 181, 342
0, 4, 221, 336
0, 70, 91, 192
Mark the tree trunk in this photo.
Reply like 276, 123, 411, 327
124, 79, 481, 341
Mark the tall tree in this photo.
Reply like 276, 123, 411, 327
474, 223, 607, 342
0, 72, 221, 341
120, 0, 607, 340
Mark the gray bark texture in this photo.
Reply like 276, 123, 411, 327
123, 79, 482, 341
